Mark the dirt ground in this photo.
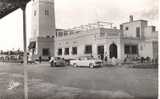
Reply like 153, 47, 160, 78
0, 62, 158, 99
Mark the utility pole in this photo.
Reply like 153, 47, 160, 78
21, 4, 28, 99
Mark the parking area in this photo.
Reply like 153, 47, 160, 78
0, 62, 158, 99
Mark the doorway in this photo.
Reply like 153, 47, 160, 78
109, 43, 117, 58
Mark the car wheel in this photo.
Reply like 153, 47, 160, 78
89, 63, 94, 68
73, 63, 77, 68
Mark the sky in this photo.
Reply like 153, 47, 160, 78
0, 0, 158, 51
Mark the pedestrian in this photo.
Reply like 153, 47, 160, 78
105, 55, 107, 62
39, 56, 42, 63
49, 57, 54, 67
111, 57, 117, 65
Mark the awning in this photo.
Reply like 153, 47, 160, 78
28, 41, 36, 49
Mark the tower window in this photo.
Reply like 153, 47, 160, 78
45, 9, 49, 16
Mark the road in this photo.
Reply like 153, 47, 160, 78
0, 62, 158, 99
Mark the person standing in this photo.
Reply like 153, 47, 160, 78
39, 56, 42, 63
104, 52, 108, 62
49, 57, 54, 67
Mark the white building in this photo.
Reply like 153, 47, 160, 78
55, 16, 158, 62
29, 0, 158, 62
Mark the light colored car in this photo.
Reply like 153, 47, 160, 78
70, 57, 102, 68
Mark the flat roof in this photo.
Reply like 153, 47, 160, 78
0, 0, 30, 18
120, 20, 148, 25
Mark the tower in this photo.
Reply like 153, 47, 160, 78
28, 0, 56, 60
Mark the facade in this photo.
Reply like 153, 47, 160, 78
120, 16, 158, 61
28, 0, 56, 60
55, 17, 158, 62
29, 0, 158, 62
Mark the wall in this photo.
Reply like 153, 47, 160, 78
55, 28, 122, 60
121, 20, 147, 38
31, 1, 39, 38
144, 26, 158, 40
139, 41, 153, 59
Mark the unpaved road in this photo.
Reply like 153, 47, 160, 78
0, 63, 158, 99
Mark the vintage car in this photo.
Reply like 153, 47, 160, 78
49, 57, 66, 67
70, 57, 103, 68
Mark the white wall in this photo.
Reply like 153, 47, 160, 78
31, 0, 56, 38
139, 42, 153, 59
121, 20, 147, 38
39, 1, 55, 37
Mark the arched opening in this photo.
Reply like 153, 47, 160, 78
109, 43, 117, 58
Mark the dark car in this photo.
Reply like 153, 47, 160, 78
49, 57, 66, 67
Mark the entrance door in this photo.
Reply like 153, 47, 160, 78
109, 43, 117, 58
97, 45, 104, 60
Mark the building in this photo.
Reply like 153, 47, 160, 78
120, 16, 158, 61
29, 0, 158, 62
55, 16, 158, 62
28, 0, 56, 60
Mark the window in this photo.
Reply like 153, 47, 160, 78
64, 31, 68, 36
64, 48, 69, 55
136, 27, 140, 37
58, 48, 62, 56
42, 48, 50, 56
124, 45, 138, 54
120, 25, 123, 30
34, 10, 36, 16
58, 32, 63, 37
85, 45, 92, 54
100, 32, 105, 37
97, 46, 104, 55
45, 9, 49, 16
124, 45, 130, 54
152, 26, 156, 32
70, 31, 74, 35
72, 47, 77, 55
132, 45, 138, 54
125, 27, 128, 30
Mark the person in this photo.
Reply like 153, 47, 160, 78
105, 55, 107, 62
140, 57, 145, 63
39, 56, 42, 63
48, 56, 51, 60
49, 57, 54, 67
111, 57, 117, 65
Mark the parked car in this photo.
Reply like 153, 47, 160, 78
49, 57, 66, 67
70, 57, 103, 68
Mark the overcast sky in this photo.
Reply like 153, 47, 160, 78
0, 0, 158, 51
